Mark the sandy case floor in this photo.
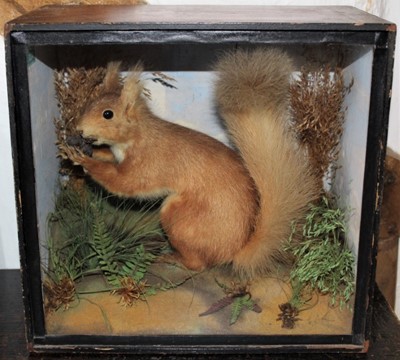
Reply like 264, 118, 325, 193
45, 263, 353, 336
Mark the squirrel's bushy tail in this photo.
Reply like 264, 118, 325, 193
214, 48, 318, 277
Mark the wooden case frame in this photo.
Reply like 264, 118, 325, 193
4, 5, 396, 355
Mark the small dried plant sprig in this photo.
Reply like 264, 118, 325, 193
277, 302, 301, 329
150, 72, 177, 89
290, 66, 353, 188
43, 277, 76, 313
111, 277, 149, 307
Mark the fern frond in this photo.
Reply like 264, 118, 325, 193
199, 296, 234, 317
230, 294, 253, 325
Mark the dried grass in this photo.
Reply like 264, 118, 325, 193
290, 67, 353, 189
111, 277, 149, 307
54, 66, 108, 177
54, 66, 107, 139
43, 277, 76, 313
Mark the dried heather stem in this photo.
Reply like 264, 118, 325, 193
54, 66, 107, 145
54, 66, 108, 179
290, 67, 353, 189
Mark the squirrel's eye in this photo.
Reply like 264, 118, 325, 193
103, 110, 114, 120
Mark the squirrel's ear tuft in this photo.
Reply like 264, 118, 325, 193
120, 63, 144, 112
103, 61, 122, 93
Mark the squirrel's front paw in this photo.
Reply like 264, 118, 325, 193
66, 134, 93, 157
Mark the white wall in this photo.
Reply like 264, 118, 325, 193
0, 37, 19, 269
1, 1, 399, 314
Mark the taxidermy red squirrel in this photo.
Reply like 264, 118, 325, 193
62, 49, 317, 278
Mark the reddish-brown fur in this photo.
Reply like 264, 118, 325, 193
65, 49, 317, 278
65, 62, 258, 272
214, 49, 318, 276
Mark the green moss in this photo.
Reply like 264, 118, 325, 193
285, 196, 355, 309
